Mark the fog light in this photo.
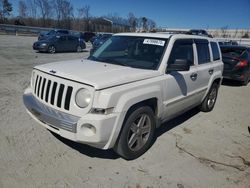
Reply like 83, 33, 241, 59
80, 124, 96, 136
90, 107, 114, 115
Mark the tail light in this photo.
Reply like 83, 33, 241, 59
235, 60, 248, 68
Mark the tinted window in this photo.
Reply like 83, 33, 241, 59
221, 47, 245, 58
58, 30, 69, 34
195, 39, 210, 64
168, 39, 194, 65
211, 42, 220, 61
68, 36, 77, 41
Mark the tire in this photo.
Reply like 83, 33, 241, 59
114, 106, 156, 160
76, 45, 82, 52
48, 45, 56, 54
242, 74, 249, 86
200, 83, 218, 112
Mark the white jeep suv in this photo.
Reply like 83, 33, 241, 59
23, 33, 223, 159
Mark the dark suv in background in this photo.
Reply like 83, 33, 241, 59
38, 29, 70, 41
33, 35, 86, 53
220, 45, 250, 85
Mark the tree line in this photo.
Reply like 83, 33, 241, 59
0, 0, 157, 32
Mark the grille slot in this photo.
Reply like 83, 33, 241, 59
65, 86, 73, 110
37, 76, 42, 97
33, 74, 73, 111
41, 78, 46, 100
45, 80, 51, 102
50, 82, 57, 105
57, 84, 65, 108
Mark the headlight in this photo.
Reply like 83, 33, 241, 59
75, 88, 91, 108
41, 43, 47, 46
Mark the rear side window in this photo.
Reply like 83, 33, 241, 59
168, 39, 194, 65
221, 47, 245, 58
195, 39, 210, 64
210, 42, 220, 61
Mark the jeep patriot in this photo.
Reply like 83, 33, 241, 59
23, 33, 223, 159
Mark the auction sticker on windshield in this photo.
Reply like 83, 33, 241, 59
143, 39, 165, 46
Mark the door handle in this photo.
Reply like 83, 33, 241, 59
190, 73, 198, 81
208, 69, 214, 75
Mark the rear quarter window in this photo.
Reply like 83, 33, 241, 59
210, 42, 220, 61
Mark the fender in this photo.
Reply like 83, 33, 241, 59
103, 85, 163, 149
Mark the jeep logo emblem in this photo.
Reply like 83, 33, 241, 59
49, 70, 56, 74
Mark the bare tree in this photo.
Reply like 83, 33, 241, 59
53, 0, 63, 26
26, 0, 37, 18
18, 0, 27, 18
78, 5, 91, 31
220, 25, 229, 38
35, 0, 52, 26
60, 0, 73, 29
232, 28, 238, 38
142, 17, 148, 31
128, 12, 137, 32
0, 0, 13, 22
147, 18, 156, 31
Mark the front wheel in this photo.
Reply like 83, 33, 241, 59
48, 45, 56, 54
114, 106, 156, 160
200, 83, 218, 112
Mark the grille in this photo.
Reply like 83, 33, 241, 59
34, 74, 73, 111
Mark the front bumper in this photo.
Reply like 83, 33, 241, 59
23, 89, 118, 149
33, 45, 48, 52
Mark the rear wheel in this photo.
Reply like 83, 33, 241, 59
48, 45, 56, 54
242, 74, 250, 86
114, 106, 156, 160
76, 45, 82, 52
200, 83, 218, 112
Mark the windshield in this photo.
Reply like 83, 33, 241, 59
88, 36, 168, 70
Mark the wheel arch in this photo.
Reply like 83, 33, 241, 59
103, 85, 163, 149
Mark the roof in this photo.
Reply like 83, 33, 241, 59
114, 32, 214, 40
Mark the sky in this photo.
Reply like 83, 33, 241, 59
10, 0, 250, 29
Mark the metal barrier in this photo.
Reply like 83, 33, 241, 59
0, 24, 53, 35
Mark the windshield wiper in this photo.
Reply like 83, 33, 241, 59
100, 58, 129, 67
88, 56, 102, 62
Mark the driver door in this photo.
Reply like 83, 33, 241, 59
162, 39, 200, 120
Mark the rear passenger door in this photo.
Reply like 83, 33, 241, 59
56, 36, 68, 52
163, 39, 200, 119
67, 36, 78, 51
194, 39, 216, 102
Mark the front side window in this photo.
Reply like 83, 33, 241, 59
89, 36, 168, 70
167, 39, 194, 65
195, 39, 210, 64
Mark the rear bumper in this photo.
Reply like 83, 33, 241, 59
23, 89, 119, 149
223, 71, 249, 81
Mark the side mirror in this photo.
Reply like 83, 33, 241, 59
167, 59, 191, 72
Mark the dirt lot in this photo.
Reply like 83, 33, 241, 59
0, 35, 249, 188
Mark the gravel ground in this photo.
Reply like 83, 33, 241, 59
0, 35, 249, 188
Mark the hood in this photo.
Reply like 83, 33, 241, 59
35, 38, 52, 44
35, 59, 161, 90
